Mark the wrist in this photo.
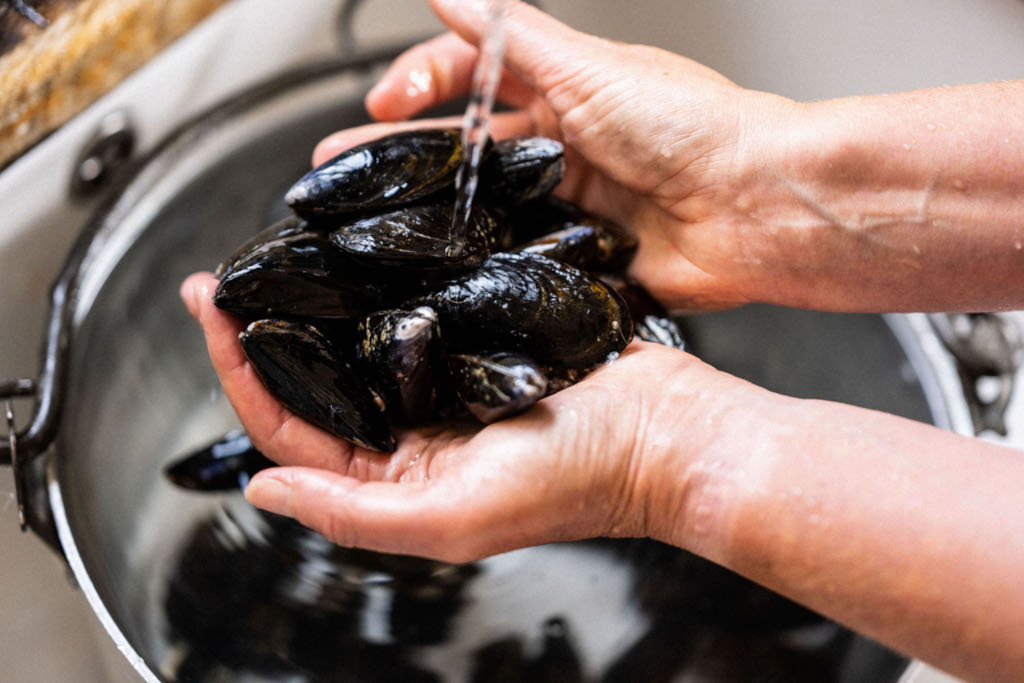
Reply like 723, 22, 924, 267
627, 353, 788, 560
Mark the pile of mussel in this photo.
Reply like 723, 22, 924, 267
197, 128, 685, 462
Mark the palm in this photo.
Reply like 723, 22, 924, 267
182, 271, 690, 560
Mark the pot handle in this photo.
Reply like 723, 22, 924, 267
0, 257, 74, 548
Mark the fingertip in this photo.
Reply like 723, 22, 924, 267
245, 469, 295, 517
180, 271, 216, 321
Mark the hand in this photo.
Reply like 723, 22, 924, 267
313, 0, 797, 312
180, 273, 726, 562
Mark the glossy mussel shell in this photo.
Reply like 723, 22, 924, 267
507, 197, 638, 272
480, 137, 565, 207
214, 231, 387, 319
357, 306, 441, 424
448, 352, 548, 424
330, 202, 501, 272
421, 252, 633, 368
240, 319, 396, 452
164, 430, 274, 491
285, 128, 464, 217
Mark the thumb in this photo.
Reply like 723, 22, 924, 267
429, 0, 612, 108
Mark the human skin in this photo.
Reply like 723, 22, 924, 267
182, 0, 1024, 680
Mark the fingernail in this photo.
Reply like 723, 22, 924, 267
245, 475, 294, 517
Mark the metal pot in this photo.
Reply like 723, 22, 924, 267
0, 49, 1003, 683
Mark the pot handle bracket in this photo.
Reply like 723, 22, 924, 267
1, 378, 60, 552
929, 313, 1024, 437
0, 267, 71, 553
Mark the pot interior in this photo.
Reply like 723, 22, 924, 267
56, 64, 927, 682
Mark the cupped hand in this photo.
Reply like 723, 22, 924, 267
181, 273, 721, 563
313, 0, 797, 311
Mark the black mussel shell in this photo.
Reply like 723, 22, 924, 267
635, 315, 687, 351
421, 252, 633, 368
330, 202, 501, 272
285, 128, 464, 217
357, 306, 441, 424
597, 273, 688, 350
240, 319, 396, 452
543, 365, 590, 396
480, 137, 565, 207
214, 215, 309, 278
505, 197, 637, 271
448, 352, 548, 424
164, 430, 275, 491
214, 231, 388, 319
514, 222, 638, 273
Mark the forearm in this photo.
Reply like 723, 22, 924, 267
651, 378, 1024, 681
732, 81, 1024, 312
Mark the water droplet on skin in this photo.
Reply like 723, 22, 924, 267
902, 143, 912, 151
1016, 241, 1022, 251
925, 123, 936, 131
405, 68, 433, 98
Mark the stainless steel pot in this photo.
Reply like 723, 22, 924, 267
0, 51, 996, 683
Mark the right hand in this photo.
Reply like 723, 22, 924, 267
314, 0, 799, 312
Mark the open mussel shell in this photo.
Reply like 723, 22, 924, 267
285, 128, 465, 217
357, 306, 441, 424
448, 352, 548, 424
421, 252, 633, 368
164, 430, 275, 492
240, 319, 396, 452
480, 136, 565, 207
214, 215, 309, 278
214, 231, 388, 319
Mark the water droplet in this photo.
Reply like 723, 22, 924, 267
925, 123, 936, 132
902, 143, 912, 151
406, 68, 432, 97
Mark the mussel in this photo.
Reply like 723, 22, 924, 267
286, 128, 465, 217
357, 306, 442, 424
480, 137, 565, 208
421, 252, 633, 368
448, 352, 548, 424
164, 430, 274, 491
505, 197, 637, 272
207, 131, 675, 455
331, 201, 502, 272
240, 319, 396, 452
215, 231, 389, 319
599, 273, 688, 351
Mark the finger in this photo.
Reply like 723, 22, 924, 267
246, 467, 488, 561
311, 110, 536, 167
366, 32, 536, 122
429, 0, 609, 102
181, 273, 358, 471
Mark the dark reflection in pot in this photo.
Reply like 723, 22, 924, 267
159, 504, 906, 682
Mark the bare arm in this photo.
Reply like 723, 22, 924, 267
727, 82, 1024, 312
642, 373, 1024, 682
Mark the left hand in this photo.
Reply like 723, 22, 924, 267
180, 272, 726, 562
